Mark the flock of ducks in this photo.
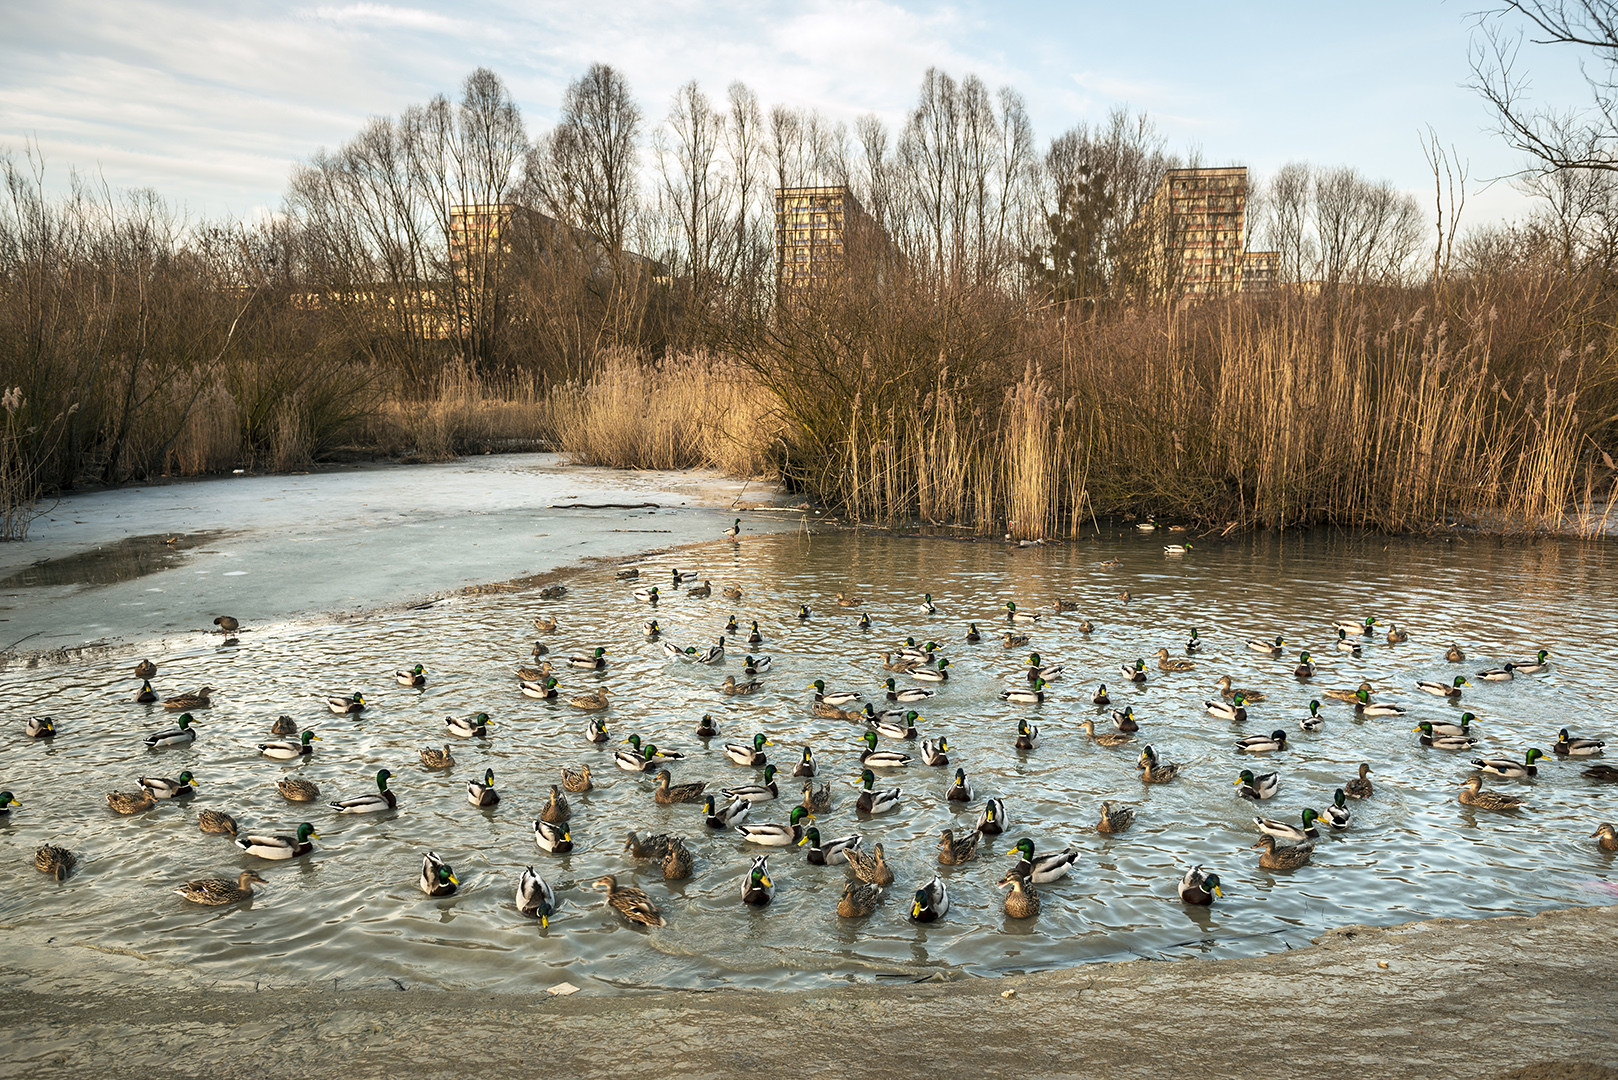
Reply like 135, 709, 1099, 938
9, 522, 1617, 947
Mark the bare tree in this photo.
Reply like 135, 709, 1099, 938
1265, 161, 1315, 283
531, 63, 643, 260
657, 80, 727, 303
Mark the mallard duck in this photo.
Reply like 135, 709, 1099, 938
858, 730, 912, 768
937, 827, 980, 865
1137, 745, 1181, 783
909, 876, 950, 922
1334, 629, 1363, 657
1237, 728, 1288, 753
996, 868, 1041, 918
516, 866, 555, 924
965, 622, 982, 642
813, 701, 862, 721
520, 676, 559, 699
538, 584, 567, 600
569, 687, 609, 712
722, 517, 742, 539
198, 809, 238, 835
1553, 729, 1605, 756
1324, 680, 1374, 703
1417, 675, 1470, 699
633, 585, 661, 604
1135, 518, 1157, 531
723, 584, 744, 601
846, 841, 895, 886
800, 826, 861, 865
1584, 764, 1618, 781
624, 830, 677, 860
869, 710, 921, 740
270, 715, 298, 736
725, 732, 770, 766
551, 766, 590, 797
144, 713, 198, 748
722, 764, 780, 803
1248, 635, 1285, 657
1293, 652, 1317, 679
213, 615, 240, 634
1099, 556, 1122, 568
1386, 623, 1410, 644
1001, 631, 1030, 648
1096, 801, 1135, 834
1430, 713, 1480, 735
747, 620, 765, 644
792, 746, 817, 778
686, 579, 713, 599
1154, 647, 1195, 673
1207, 695, 1250, 723
1020, 652, 1062, 681
134, 659, 158, 679
1344, 763, 1374, 798
583, 717, 610, 744
837, 879, 883, 917
739, 854, 774, 906
135, 681, 158, 704
1076, 618, 1095, 633
858, 612, 873, 630
396, 664, 427, 688
911, 658, 951, 682
1118, 590, 1133, 604
694, 714, 722, 739
568, 647, 609, 671
614, 741, 655, 773
660, 838, 694, 880
661, 641, 694, 663
654, 769, 709, 805
802, 781, 832, 814
259, 730, 319, 760
1236, 769, 1280, 800
106, 790, 153, 814
445, 712, 491, 738
1445, 643, 1466, 662
534, 615, 559, 632
177, 870, 267, 905
533, 819, 574, 853
976, 796, 1009, 834
420, 744, 455, 769
1054, 598, 1080, 613
1476, 662, 1517, 681
1458, 775, 1527, 810
1336, 616, 1377, 637
139, 772, 197, 799
693, 638, 726, 664
1004, 602, 1040, 624
1163, 541, 1192, 555
1006, 837, 1080, 883
329, 769, 397, 813
999, 679, 1047, 704
1120, 658, 1147, 683
916, 592, 938, 615
797, 604, 811, 620
737, 805, 813, 846
277, 777, 320, 802
466, 768, 500, 807
852, 769, 902, 814
1353, 688, 1404, 717
1415, 722, 1479, 750
809, 679, 860, 707
1215, 675, 1267, 702
1515, 650, 1550, 674
236, 822, 317, 860
592, 875, 664, 926
722, 675, 765, 696
418, 851, 459, 897
1091, 683, 1111, 706
1472, 748, 1547, 778
1322, 788, 1352, 828
1298, 700, 1325, 731
34, 844, 77, 880
1014, 718, 1040, 750
943, 767, 974, 802
326, 692, 365, 715
1178, 865, 1223, 905
1255, 808, 1320, 841
617, 567, 640, 580
641, 619, 662, 641
1079, 718, 1133, 746
1252, 834, 1314, 870
1110, 706, 1140, 732
1592, 824, 1618, 852
741, 654, 772, 676
883, 677, 933, 703
24, 715, 55, 738
703, 793, 751, 829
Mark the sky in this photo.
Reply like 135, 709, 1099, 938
0, 0, 1595, 231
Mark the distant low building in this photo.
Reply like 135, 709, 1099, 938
774, 185, 880, 293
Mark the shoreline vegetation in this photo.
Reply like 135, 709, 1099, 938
4, 67, 1616, 540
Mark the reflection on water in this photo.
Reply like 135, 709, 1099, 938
1, 529, 1615, 993
0, 531, 230, 589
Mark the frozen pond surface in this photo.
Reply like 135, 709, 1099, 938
1, 498, 1615, 994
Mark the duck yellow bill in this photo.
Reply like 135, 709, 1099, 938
759, 874, 772, 888
1212, 885, 1224, 898
447, 873, 459, 886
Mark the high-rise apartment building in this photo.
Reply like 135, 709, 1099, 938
774, 185, 876, 292
1135, 167, 1278, 298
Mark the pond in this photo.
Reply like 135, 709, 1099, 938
1, 526, 1614, 992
